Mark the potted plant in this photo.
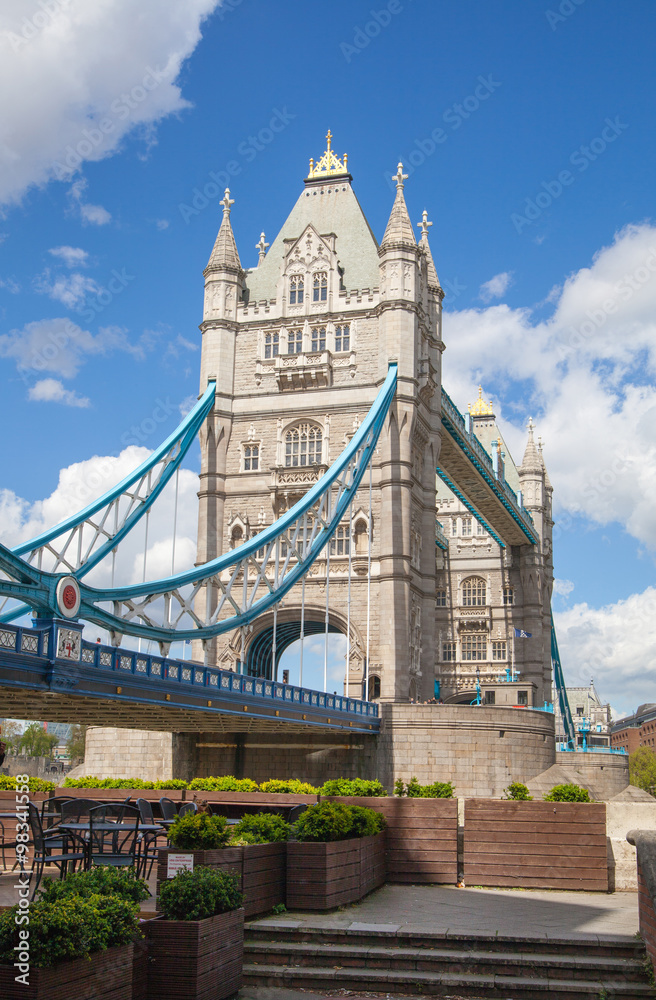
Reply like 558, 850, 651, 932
287, 801, 386, 910
147, 866, 243, 1000
158, 811, 291, 918
0, 889, 139, 999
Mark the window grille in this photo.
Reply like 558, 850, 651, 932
311, 326, 326, 351
289, 275, 304, 304
287, 329, 303, 354
462, 633, 487, 660
462, 577, 486, 606
264, 332, 279, 358
284, 424, 322, 466
335, 324, 350, 351
313, 272, 327, 302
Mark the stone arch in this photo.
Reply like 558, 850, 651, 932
244, 606, 363, 682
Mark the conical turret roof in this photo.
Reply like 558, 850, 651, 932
538, 438, 553, 492
380, 163, 416, 250
519, 418, 542, 475
416, 210, 441, 290
205, 189, 242, 273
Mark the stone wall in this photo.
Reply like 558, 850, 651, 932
607, 801, 656, 891
81, 727, 173, 781
376, 704, 555, 797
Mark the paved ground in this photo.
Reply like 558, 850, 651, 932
247, 883, 640, 942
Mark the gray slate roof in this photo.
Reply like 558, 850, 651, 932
243, 180, 380, 302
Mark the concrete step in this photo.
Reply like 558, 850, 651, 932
245, 939, 647, 982
243, 962, 656, 999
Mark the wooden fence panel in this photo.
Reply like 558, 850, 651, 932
463, 799, 608, 891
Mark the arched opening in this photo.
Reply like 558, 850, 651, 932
354, 517, 368, 556
368, 674, 381, 700
230, 525, 243, 549
245, 619, 342, 681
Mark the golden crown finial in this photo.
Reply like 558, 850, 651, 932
468, 385, 495, 417
306, 130, 349, 180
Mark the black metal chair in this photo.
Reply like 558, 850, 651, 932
135, 798, 165, 878
177, 801, 197, 818
158, 797, 178, 826
40, 796, 73, 833
87, 803, 141, 869
28, 802, 86, 898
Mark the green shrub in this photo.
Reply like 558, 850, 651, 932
153, 779, 188, 789
37, 865, 150, 904
319, 778, 388, 797
503, 782, 533, 801
62, 776, 155, 789
159, 867, 242, 921
168, 812, 231, 850
0, 775, 56, 792
258, 779, 318, 794
0, 894, 139, 968
188, 775, 259, 792
396, 777, 454, 798
294, 801, 385, 842
543, 783, 591, 802
231, 812, 291, 844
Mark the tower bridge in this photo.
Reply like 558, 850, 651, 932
0, 135, 569, 793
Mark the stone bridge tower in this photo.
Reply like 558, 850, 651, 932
195, 134, 445, 702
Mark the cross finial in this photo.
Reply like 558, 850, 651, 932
417, 209, 432, 239
395, 162, 408, 190
221, 188, 235, 215
528, 416, 534, 434
256, 232, 269, 264
326, 129, 332, 150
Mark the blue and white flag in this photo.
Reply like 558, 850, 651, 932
514, 628, 532, 639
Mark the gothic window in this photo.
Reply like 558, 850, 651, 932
330, 524, 350, 556
462, 517, 472, 537
436, 589, 447, 607
476, 521, 486, 536
442, 641, 456, 661
287, 329, 303, 354
284, 423, 322, 467
503, 587, 514, 605
462, 577, 486, 607
492, 640, 507, 660
368, 674, 381, 700
451, 519, 458, 537
244, 445, 259, 471
311, 326, 326, 351
462, 633, 487, 660
230, 525, 243, 549
264, 332, 279, 358
289, 275, 304, 304
313, 272, 327, 302
335, 324, 350, 351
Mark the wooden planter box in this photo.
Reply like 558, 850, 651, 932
145, 907, 244, 1000
157, 843, 285, 918
0, 942, 133, 1000
322, 795, 459, 884
463, 799, 608, 890
286, 832, 386, 910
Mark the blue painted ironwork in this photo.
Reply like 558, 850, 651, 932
551, 611, 576, 751
440, 387, 538, 545
0, 620, 378, 731
435, 520, 449, 551
0, 367, 397, 648
1, 383, 216, 624
435, 466, 507, 549
246, 620, 341, 680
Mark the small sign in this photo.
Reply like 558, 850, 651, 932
166, 853, 194, 878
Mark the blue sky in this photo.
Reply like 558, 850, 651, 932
0, 0, 655, 716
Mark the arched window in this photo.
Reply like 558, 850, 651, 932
462, 576, 486, 607
335, 324, 350, 351
330, 524, 350, 556
244, 445, 259, 471
311, 326, 326, 351
368, 674, 381, 700
287, 329, 303, 354
230, 525, 243, 549
289, 275, 304, 304
284, 424, 322, 467
264, 332, 279, 358
313, 272, 327, 302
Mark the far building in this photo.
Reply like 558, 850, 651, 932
555, 680, 612, 750
611, 704, 656, 755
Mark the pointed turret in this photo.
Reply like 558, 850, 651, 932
416, 209, 441, 291
205, 188, 242, 274
519, 417, 542, 476
538, 437, 553, 494
380, 163, 417, 250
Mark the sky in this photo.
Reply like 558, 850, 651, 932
0, 0, 655, 719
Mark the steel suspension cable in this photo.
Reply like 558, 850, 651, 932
365, 456, 373, 700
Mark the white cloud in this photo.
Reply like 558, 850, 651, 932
479, 271, 513, 302
155, 219, 169, 231
553, 579, 574, 598
48, 245, 89, 267
554, 589, 656, 719
28, 377, 90, 407
0, 317, 156, 379
34, 269, 100, 308
0, 0, 223, 207
444, 222, 656, 549
0, 275, 20, 293
67, 179, 112, 226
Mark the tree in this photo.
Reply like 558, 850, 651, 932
629, 747, 656, 795
0, 719, 23, 754
66, 725, 87, 765
18, 723, 58, 758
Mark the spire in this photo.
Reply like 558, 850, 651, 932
520, 417, 542, 475
416, 209, 441, 290
256, 232, 269, 266
205, 188, 241, 272
306, 129, 349, 180
538, 436, 553, 492
468, 386, 495, 418
380, 163, 416, 250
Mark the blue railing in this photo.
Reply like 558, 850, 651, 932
435, 520, 449, 551
0, 622, 378, 721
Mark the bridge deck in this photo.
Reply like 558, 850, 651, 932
0, 623, 378, 734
